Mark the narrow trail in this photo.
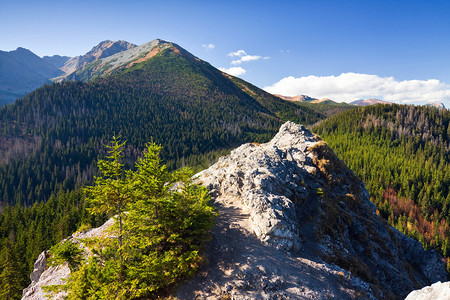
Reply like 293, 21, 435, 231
175, 196, 366, 299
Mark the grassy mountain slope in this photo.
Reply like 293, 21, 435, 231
313, 104, 450, 264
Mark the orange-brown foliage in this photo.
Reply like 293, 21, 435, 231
383, 188, 449, 245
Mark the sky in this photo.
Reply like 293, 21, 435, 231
1, 0, 450, 107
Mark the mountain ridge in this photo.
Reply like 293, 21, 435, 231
22, 122, 447, 299
54, 39, 137, 81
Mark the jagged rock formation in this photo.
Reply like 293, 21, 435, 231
22, 218, 115, 300
23, 122, 446, 299
53, 40, 137, 81
178, 121, 446, 299
60, 39, 174, 82
405, 281, 450, 300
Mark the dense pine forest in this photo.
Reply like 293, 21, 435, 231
314, 104, 450, 267
0, 45, 325, 297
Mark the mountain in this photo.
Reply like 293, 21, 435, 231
53, 40, 137, 81
24, 122, 447, 299
0, 47, 64, 106
274, 94, 318, 102
42, 55, 71, 69
426, 102, 446, 110
0, 40, 328, 295
273, 93, 354, 116
314, 104, 450, 264
350, 98, 392, 106
295, 99, 355, 117
2, 39, 324, 207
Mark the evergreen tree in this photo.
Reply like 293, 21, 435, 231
63, 139, 215, 299
0, 239, 23, 299
84, 135, 131, 253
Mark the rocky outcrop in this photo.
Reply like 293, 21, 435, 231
22, 218, 115, 300
197, 122, 318, 251
182, 121, 446, 299
405, 281, 450, 300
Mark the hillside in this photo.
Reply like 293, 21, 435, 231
313, 104, 450, 265
0, 40, 326, 296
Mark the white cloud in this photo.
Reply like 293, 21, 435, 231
219, 67, 246, 76
202, 43, 215, 50
264, 72, 450, 104
228, 49, 246, 57
231, 55, 262, 65
228, 49, 270, 65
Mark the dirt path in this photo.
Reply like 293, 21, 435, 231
175, 196, 372, 299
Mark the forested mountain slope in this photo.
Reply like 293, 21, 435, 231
0, 40, 326, 296
313, 104, 450, 266
0, 40, 324, 207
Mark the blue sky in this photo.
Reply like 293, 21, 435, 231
1, 0, 450, 106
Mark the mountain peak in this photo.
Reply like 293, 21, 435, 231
59, 39, 190, 82
350, 98, 392, 106
274, 94, 318, 102
57, 40, 137, 79
11, 47, 39, 58
426, 102, 446, 110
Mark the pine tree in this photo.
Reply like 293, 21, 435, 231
61, 140, 216, 299
83, 135, 131, 255
0, 239, 23, 299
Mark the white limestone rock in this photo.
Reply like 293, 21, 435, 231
22, 218, 115, 300
405, 281, 450, 300
197, 121, 317, 250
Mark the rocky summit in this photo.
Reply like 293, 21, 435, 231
178, 121, 446, 299
24, 121, 447, 299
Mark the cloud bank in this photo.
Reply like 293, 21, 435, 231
219, 66, 246, 76
264, 73, 450, 103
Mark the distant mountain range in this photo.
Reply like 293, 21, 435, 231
274, 94, 318, 102
274, 93, 392, 106
0, 40, 136, 106
350, 98, 392, 106
0, 48, 64, 106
